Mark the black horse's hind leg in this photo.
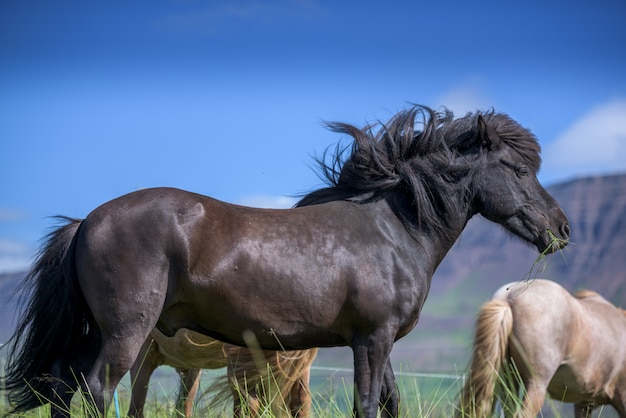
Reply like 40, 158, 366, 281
73, 241, 169, 416
352, 333, 395, 418
80, 333, 152, 417
128, 337, 162, 418
379, 359, 398, 418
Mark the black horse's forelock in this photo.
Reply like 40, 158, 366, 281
479, 111, 542, 172
297, 104, 542, 236
439, 109, 542, 174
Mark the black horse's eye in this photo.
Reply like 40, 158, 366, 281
517, 165, 530, 176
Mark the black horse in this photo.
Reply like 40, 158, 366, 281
4, 105, 569, 418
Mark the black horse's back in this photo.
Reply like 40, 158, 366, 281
3, 217, 95, 413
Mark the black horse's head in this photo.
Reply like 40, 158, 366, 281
299, 105, 569, 254
459, 112, 570, 253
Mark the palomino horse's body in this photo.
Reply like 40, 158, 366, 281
4, 105, 569, 418
458, 279, 626, 418
128, 328, 317, 417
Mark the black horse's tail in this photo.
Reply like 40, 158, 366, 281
3, 216, 96, 412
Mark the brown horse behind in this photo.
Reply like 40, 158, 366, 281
128, 329, 318, 417
458, 279, 626, 418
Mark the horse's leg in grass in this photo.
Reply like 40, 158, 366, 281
289, 348, 320, 417
574, 402, 594, 418
230, 365, 260, 418
233, 389, 260, 418
128, 337, 161, 418
74, 255, 168, 416
175, 368, 202, 418
289, 370, 311, 417
81, 333, 151, 418
519, 378, 548, 418
352, 333, 395, 418
611, 386, 626, 418
379, 358, 398, 418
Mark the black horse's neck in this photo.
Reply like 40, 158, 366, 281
385, 183, 476, 266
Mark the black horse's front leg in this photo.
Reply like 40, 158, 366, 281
574, 402, 595, 418
352, 336, 395, 418
379, 358, 398, 418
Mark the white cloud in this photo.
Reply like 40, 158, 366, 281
0, 256, 31, 274
434, 81, 495, 116
236, 195, 298, 209
0, 238, 32, 274
542, 99, 626, 182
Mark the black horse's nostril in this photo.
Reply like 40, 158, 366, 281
560, 223, 570, 240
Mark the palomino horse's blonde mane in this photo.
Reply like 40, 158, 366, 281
574, 289, 626, 314
574, 289, 601, 299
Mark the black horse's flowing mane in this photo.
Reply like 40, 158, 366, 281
297, 105, 541, 235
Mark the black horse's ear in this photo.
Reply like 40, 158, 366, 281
476, 114, 500, 150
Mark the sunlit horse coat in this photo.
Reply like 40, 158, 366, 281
458, 279, 626, 418
4, 105, 569, 418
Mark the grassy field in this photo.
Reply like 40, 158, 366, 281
1, 363, 620, 417
0, 366, 466, 417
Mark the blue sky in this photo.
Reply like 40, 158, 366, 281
1, 0, 625, 273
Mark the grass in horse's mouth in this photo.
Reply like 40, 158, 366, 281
523, 230, 569, 282
545, 229, 569, 253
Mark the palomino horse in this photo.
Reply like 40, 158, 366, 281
128, 328, 318, 417
4, 105, 569, 418
458, 279, 626, 418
